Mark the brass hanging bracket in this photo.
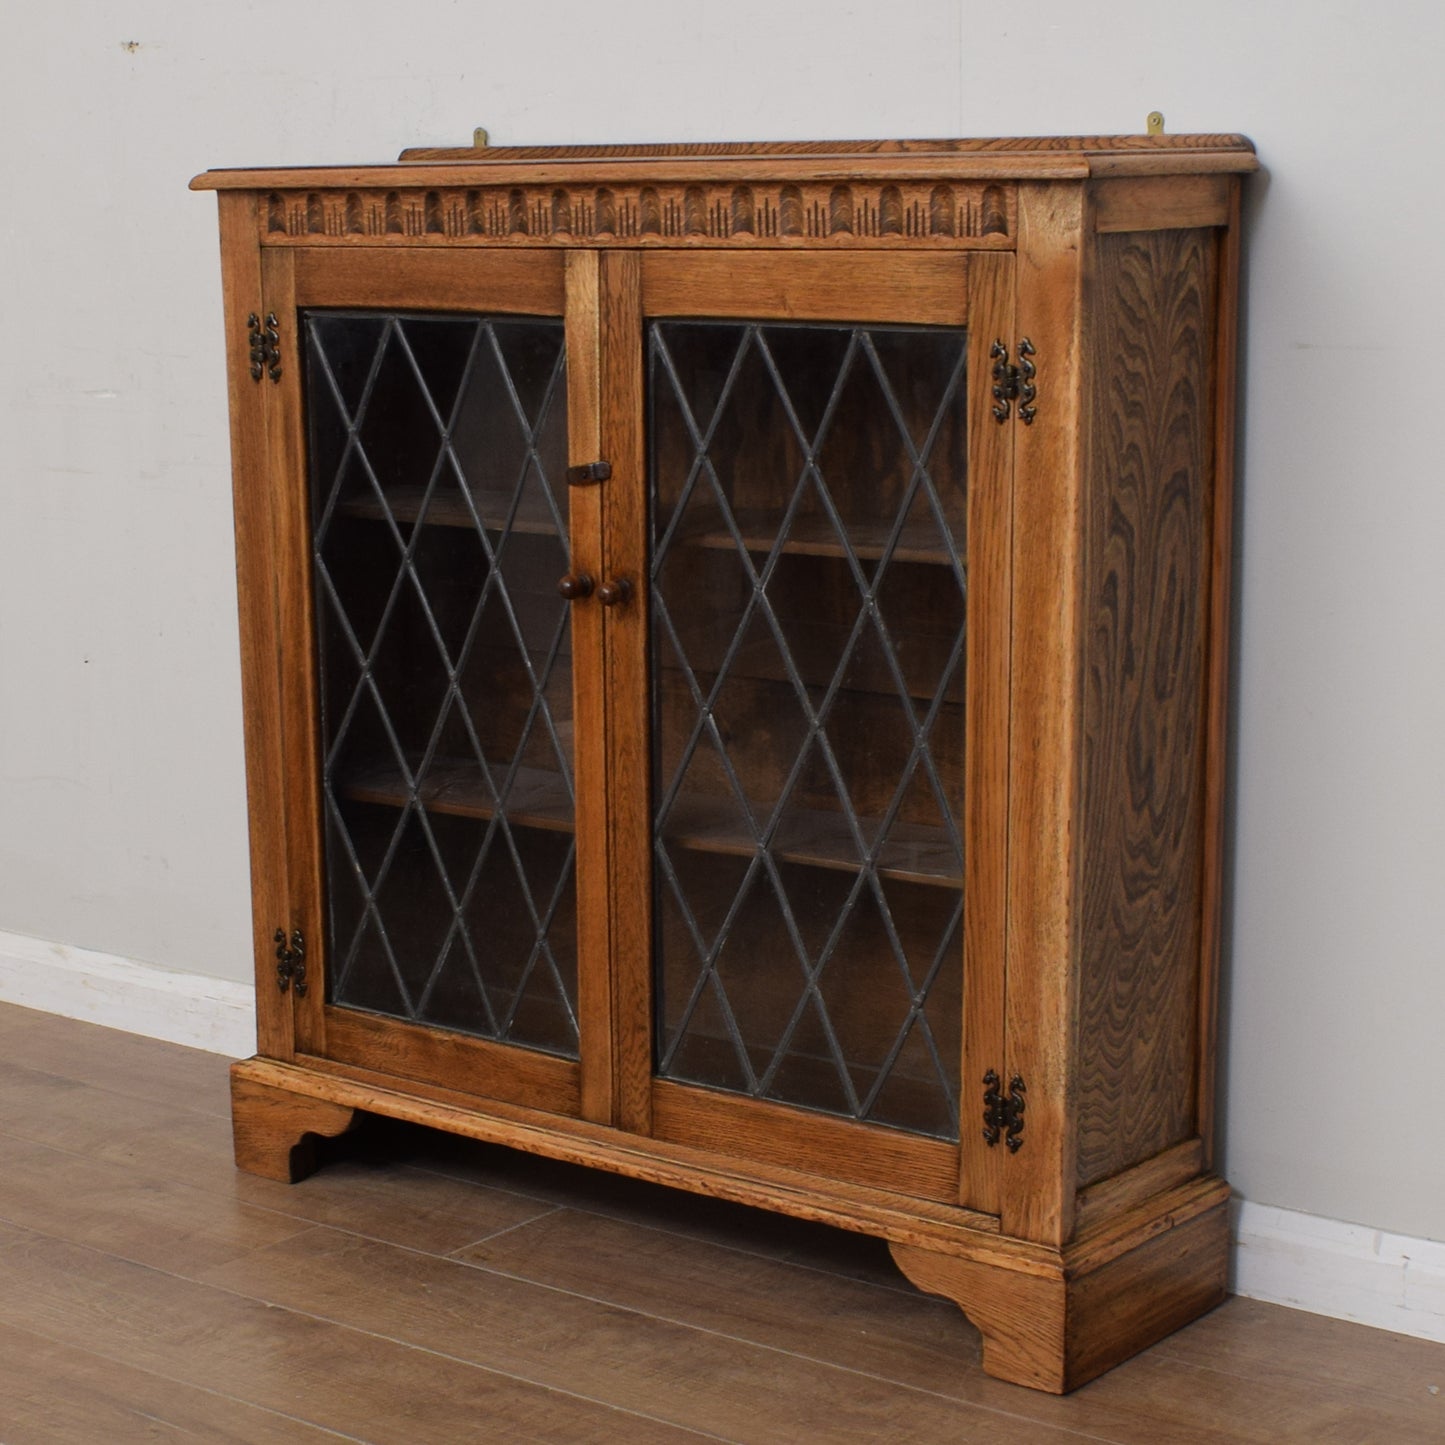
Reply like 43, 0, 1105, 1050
1147, 111, 1165, 135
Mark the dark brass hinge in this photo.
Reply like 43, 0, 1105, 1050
274, 928, 307, 996
247, 312, 282, 383
983, 1070, 1026, 1152
990, 338, 1036, 424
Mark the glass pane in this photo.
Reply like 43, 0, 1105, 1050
306, 311, 578, 1058
649, 319, 967, 1139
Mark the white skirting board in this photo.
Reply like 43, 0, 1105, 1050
1231, 1199, 1445, 1344
0, 929, 256, 1059
2, 930, 1443, 1346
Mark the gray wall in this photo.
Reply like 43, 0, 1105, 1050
3, 0, 1442, 1240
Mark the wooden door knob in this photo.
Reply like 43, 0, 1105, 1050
597, 577, 633, 607
556, 572, 594, 600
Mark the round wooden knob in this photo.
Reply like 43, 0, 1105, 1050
556, 572, 594, 600
597, 577, 633, 607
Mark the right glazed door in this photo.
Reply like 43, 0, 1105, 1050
625, 253, 1013, 1208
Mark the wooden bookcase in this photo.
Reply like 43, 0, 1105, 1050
194, 133, 1255, 1393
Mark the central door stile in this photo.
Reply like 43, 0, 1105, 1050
597, 250, 651, 1136
565, 251, 615, 1125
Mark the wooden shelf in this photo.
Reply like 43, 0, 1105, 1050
336, 485, 563, 537
658, 636, 966, 707
337, 756, 574, 834
661, 794, 960, 888
670, 509, 963, 566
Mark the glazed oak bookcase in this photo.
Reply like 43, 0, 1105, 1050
194, 132, 1255, 1393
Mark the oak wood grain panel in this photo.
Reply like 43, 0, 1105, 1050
233, 1057, 1015, 1258
1086, 151, 1261, 179
1072, 1137, 1204, 1234
1076, 227, 1217, 1189
393, 135, 1256, 163
1198, 179, 1243, 1170
259, 247, 328, 1060
231, 1069, 359, 1182
958, 250, 1013, 1216
650, 1080, 960, 1204
195, 157, 1085, 194
1065, 1175, 1227, 1276
317, 1007, 581, 1117
293, 245, 565, 311
1002, 182, 1088, 1247
217, 192, 291, 1062
642, 251, 969, 323
267, 184, 1014, 251
892, 1176, 1228, 1392
599, 250, 653, 1135
891, 1240, 1068, 1391
1064, 1195, 1228, 1388
192, 135, 1258, 193
1092, 175, 1230, 233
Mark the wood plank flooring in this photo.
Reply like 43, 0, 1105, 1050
1, 1002, 1442, 1443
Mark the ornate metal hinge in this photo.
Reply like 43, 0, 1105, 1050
274, 928, 307, 996
983, 1070, 1026, 1152
247, 312, 282, 383
990, 338, 1036, 424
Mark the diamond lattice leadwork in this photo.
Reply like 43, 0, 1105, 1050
305, 310, 579, 1057
649, 319, 969, 1139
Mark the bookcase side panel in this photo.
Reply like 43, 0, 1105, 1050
1075, 224, 1219, 1190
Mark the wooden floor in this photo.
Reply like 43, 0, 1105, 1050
0, 1003, 1441, 1443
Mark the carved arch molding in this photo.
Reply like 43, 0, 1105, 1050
262, 180, 1015, 248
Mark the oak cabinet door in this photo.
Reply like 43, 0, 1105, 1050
264, 249, 596, 1117
609, 253, 1011, 1207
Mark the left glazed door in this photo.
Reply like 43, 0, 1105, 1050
246, 244, 603, 1120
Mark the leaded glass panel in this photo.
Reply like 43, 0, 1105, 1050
305, 310, 579, 1057
649, 319, 967, 1139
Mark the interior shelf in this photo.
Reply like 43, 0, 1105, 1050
669, 509, 963, 566
657, 642, 964, 707
337, 756, 575, 834
660, 793, 961, 888
336, 485, 563, 537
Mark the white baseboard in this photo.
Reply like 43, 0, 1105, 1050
0, 929, 255, 1058
1232, 1199, 1445, 1343
3, 931, 1444, 1346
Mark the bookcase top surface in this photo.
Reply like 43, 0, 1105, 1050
191, 134, 1258, 191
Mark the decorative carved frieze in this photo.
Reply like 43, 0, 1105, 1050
261, 181, 1013, 247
